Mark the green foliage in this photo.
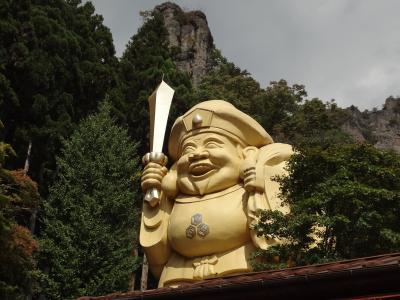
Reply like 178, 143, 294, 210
0, 125, 40, 300
277, 98, 351, 147
1, 0, 397, 295
0, 0, 118, 194
39, 102, 140, 299
111, 11, 193, 155
255, 80, 306, 135
195, 49, 264, 123
196, 50, 308, 135
253, 143, 400, 270
197, 52, 348, 146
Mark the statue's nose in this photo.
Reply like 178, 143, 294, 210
188, 149, 209, 162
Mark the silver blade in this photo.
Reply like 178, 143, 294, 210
148, 80, 174, 153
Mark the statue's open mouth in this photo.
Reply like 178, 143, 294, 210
190, 163, 215, 177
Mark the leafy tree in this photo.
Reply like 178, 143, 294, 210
0, 0, 118, 194
253, 143, 400, 269
196, 51, 307, 138
39, 102, 140, 299
196, 54, 347, 146
275, 98, 351, 146
254, 79, 306, 135
195, 49, 263, 119
0, 121, 40, 299
111, 11, 193, 156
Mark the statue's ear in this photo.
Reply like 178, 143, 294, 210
242, 146, 258, 159
161, 162, 179, 199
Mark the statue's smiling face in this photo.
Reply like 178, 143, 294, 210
176, 133, 243, 195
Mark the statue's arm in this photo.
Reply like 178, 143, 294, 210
140, 193, 172, 278
140, 162, 173, 278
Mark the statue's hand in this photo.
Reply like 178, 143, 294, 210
242, 165, 257, 192
141, 162, 168, 192
141, 152, 168, 206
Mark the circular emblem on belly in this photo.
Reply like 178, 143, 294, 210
185, 213, 210, 239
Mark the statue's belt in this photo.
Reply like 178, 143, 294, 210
158, 242, 255, 287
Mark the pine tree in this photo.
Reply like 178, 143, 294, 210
39, 101, 140, 299
0, 0, 118, 195
110, 11, 193, 156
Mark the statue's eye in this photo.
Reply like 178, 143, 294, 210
182, 145, 196, 155
205, 140, 222, 149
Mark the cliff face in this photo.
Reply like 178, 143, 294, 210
154, 2, 214, 86
342, 97, 400, 152
153, 3, 400, 153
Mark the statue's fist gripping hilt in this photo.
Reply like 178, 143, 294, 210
142, 152, 168, 207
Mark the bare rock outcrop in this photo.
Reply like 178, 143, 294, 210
342, 97, 400, 152
153, 3, 400, 153
154, 2, 214, 86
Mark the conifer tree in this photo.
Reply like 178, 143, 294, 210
0, 0, 118, 194
111, 11, 193, 155
39, 101, 140, 299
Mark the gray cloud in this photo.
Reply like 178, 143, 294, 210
90, 0, 400, 110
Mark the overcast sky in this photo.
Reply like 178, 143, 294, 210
90, 0, 400, 110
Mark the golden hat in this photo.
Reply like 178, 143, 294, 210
168, 100, 273, 161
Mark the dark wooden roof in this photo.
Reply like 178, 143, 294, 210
78, 252, 400, 300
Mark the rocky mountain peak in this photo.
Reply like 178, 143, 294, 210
154, 2, 214, 86
153, 3, 400, 154
383, 96, 400, 111
342, 97, 400, 152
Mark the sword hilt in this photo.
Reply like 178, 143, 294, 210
142, 152, 168, 207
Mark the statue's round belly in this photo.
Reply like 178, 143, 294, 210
168, 187, 250, 258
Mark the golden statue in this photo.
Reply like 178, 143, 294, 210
140, 91, 293, 287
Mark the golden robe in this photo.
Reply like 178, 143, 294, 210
140, 143, 293, 287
